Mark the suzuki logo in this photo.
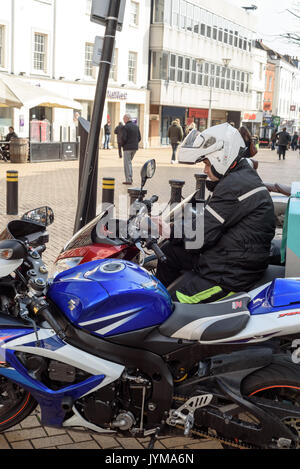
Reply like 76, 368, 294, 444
68, 299, 76, 312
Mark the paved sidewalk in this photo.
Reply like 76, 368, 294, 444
0, 146, 299, 449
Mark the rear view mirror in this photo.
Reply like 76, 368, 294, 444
21, 206, 54, 226
140, 159, 156, 188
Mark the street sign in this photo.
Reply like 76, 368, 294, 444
91, 0, 126, 31
92, 36, 115, 67
92, 36, 104, 66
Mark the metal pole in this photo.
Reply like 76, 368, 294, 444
194, 173, 207, 200
169, 180, 185, 205
207, 78, 213, 128
74, 0, 121, 234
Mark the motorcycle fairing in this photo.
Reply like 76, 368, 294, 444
0, 329, 124, 428
249, 278, 300, 315
48, 259, 173, 337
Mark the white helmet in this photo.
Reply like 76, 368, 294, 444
178, 123, 246, 177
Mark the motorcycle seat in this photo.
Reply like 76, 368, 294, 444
159, 293, 250, 342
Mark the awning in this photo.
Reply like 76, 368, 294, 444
0, 74, 82, 110
0, 79, 22, 108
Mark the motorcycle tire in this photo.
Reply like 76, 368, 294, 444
229, 355, 300, 449
0, 378, 37, 432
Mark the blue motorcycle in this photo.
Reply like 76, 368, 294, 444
0, 161, 300, 449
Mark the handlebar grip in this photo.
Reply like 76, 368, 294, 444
151, 242, 167, 263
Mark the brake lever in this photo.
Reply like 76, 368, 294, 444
135, 241, 146, 266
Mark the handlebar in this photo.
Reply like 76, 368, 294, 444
146, 239, 167, 263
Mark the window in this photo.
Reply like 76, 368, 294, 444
86, 0, 92, 15
109, 49, 118, 81
33, 33, 47, 72
186, 3, 193, 32
184, 57, 190, 83
180, 0, 186, 30
130, 1, 139, 26
172, 0, 180, 27
170, 54, 176, 81
177, 55, 183, 82
128, 51, 137, 82
85, 43, 94, 77
0, 25, 4, 67
153, 0, 164, 22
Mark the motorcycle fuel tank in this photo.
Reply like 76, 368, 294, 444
47, 259, 173, 337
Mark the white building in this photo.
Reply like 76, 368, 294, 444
0, 0, 151, 147
148, 0, 258, 145
270, 53, 300, 134
241, 42, 267, 136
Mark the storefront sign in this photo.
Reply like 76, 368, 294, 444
243, 112, 263, 123
189, 108, 208, 119
272, 116, 281, 127
107, 90, 128, 100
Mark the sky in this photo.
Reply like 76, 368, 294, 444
227, 0, 300, 56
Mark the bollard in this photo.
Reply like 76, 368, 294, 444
7, 170, 18, 215
128, 188, 147, 216
194, 173, 208, 201
102, 178, 115, 206
169, 180, 185, 205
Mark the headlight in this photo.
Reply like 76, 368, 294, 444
50, 257, 83, 279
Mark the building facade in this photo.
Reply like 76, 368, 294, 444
148, 0, 258, 145
0, 0, 151, 147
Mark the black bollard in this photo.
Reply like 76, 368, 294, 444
102, 178, 115, 206
194, 174, 208, 201
128, 188, 147, 216
169, 180, 185, 205
7, 170, 18, 215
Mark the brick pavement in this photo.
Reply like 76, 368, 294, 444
0, 146, 299, 450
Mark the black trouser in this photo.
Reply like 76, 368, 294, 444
278, 145, 287, 159
156, 241, 231, 303
171, 143, 179, 161
118, 144, 123, 158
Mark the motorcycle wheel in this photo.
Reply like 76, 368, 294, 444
0, 377, 37, 432
228, 356, 300, 449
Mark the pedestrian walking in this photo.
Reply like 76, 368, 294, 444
276, 127, 291, 160
239, 126, 257, 158
103, 121, 111, 149
270, 129, 277, 151
291, 132, 298, 151
121, 114, 141, 185
185, 121, 196, 136
168, 120, 184, 164
114, 122, 124, 158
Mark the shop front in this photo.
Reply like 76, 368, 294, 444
242, 111, 263, 137
161, 106, 187, 145
187, 108, 208, 132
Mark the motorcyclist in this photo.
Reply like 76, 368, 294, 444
156, 123, 276, 304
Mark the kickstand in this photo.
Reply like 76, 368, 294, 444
148, 428, 160, 449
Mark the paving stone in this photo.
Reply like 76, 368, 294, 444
92, 435, 121, 449
117, 438, 144, 449
20, 415, 42, 429
0, 435, 11, 449
159, 437, 197, 448
67, 430, 93, 442
45, 427, 70, 436
11, 440, 34, 449
31, 434, 73, 449
6, 428, 47, 442
57, 440, 100, 450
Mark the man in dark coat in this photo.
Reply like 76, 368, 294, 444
156, 123, 276, 303
121, 114, 141, 185
276, 127, 291, 160
168, 120, 184, 163
114, 122, 124, 158
103, 122, 111, 149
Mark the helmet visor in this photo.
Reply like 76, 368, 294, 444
182, 130, 205, 148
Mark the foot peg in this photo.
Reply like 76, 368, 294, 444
167, 394, 213, 436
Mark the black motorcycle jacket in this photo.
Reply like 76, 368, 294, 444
195, 158, 276, 292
